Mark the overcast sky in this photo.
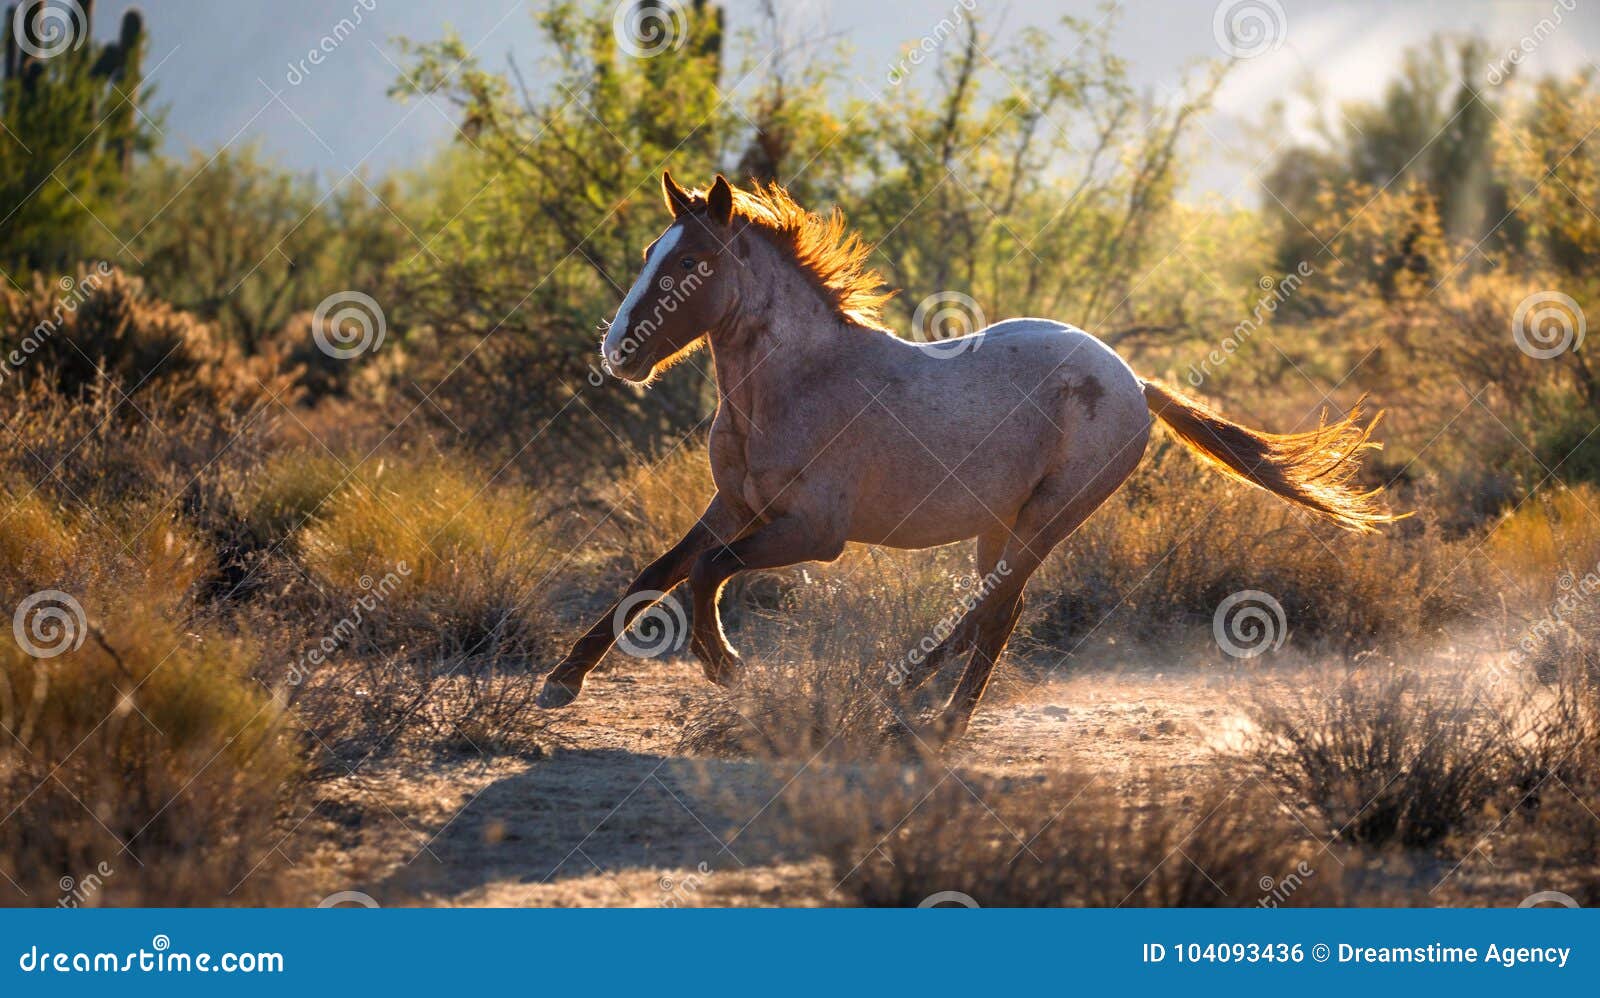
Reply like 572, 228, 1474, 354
78, 0, 1600, 201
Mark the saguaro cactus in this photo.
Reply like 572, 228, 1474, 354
4, 1, 146, 169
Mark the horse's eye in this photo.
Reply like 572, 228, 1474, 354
680, 257, 696, 269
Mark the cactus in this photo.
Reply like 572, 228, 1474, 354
4, 1, 146, 170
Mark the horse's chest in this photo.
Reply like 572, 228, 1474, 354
708, 414, 795, 521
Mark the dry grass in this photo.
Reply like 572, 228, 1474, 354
1031, 445, 1481, 654
683, 544, 991, 759
782, 764, 1355, 907
0, 593, 298, 905
1242, 667, 1506, 849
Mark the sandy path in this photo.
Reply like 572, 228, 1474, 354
306, 651, 1267, 907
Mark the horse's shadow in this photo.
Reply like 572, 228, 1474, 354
375, 747, 796, 903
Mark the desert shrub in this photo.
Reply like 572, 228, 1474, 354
785, 765, 1349, 907
235, 447, 356, 550
1488, 485, 1600, 685
1029, 443, 1476, 654
595, 445, 717, 572
1242, 667, 1507, 849
298, 458, 561, 661
0, 265, 296, 422
684, 545, 991, 759
0, 587, 298, 904
267, 457, 560, 767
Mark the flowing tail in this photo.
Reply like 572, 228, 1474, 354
1141, 379, 1401, 533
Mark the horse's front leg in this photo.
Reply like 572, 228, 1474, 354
537, 495, 745, 709
687, 513, 846, 687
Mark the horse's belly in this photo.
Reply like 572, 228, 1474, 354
846, 456, 1038, 548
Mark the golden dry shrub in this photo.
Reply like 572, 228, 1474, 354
0, 605, 298, 905
1030, 442, 1475, 653
783, 765, 1350, 907
0, 264, 297, 421
297, 457, 561, 661
0, 485, 297, 904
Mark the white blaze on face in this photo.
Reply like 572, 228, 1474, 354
604, 224, 683, 370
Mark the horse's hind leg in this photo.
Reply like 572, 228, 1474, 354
537, 495, 745, 709
935, 455, 1142, 739
896, 524, 1011, 696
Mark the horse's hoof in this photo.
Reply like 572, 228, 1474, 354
705, 654, 745, 689
536, 677, 582, 709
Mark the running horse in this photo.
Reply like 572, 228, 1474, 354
537, 171, 1398, 739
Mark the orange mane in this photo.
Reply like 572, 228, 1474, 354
687, 180, 895, 329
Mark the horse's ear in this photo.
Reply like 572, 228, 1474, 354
662, 170, 693, 218
707, 174, 733, 226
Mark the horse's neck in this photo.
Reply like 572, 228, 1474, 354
708, 242, 858, 407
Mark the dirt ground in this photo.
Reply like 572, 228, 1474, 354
293, 649, 1316, 907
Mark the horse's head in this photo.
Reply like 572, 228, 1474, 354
601, 171, 740, 383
